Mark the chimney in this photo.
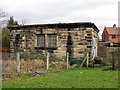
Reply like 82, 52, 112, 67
113, 24, 116, 29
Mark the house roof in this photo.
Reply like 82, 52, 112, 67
7, 22, 99, 33
105, 27, 120, 35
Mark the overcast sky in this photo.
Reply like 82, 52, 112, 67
0, 0, 119, 38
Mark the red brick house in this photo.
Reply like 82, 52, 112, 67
98, 24, 120, 65
102, 24, 120, 46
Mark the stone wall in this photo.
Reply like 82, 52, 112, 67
98, 46, 119, 69
110, 47, 119, 70
10, 26, 99, 65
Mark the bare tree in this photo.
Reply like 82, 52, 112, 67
0, 9, 8, 89
0, 9, 9, 48
21, 18, 28, 25
0, 9, 8, 29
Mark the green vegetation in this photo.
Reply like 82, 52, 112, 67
2, 66, 118, 88
2, 27, 10, 48
7, 16, 19, 27
2, 16, 19, 48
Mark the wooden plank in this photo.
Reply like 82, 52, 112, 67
86, 52, 89, 67
80, 53, 87, 67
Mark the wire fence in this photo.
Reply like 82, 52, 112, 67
3, 48, 114, 79
2, 51, 68, 79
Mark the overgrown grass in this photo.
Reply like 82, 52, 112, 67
2, 66, 118, 88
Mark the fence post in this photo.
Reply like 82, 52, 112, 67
16, 52, 20, 72
86, 52, 89, 67
47, 52, 49, 70
67, 52, 69, 69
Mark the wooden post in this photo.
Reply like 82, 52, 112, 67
67, 52, 69, 69
80, 54, 87, 67
47, 52, 49, 70
86, 52, 89, 67
16, 52, 20, 72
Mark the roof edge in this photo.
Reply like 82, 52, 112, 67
7, 22, 99, 32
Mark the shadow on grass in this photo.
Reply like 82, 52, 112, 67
102, 66, 118, 71
102, 67, 113, 71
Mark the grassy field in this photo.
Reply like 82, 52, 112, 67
2, 66, 118, 88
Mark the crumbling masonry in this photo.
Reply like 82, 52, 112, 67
8, 22, 99, 66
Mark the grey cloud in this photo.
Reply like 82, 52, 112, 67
0, 0, 118, 38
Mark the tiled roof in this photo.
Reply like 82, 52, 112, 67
105, 27, 120, 35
